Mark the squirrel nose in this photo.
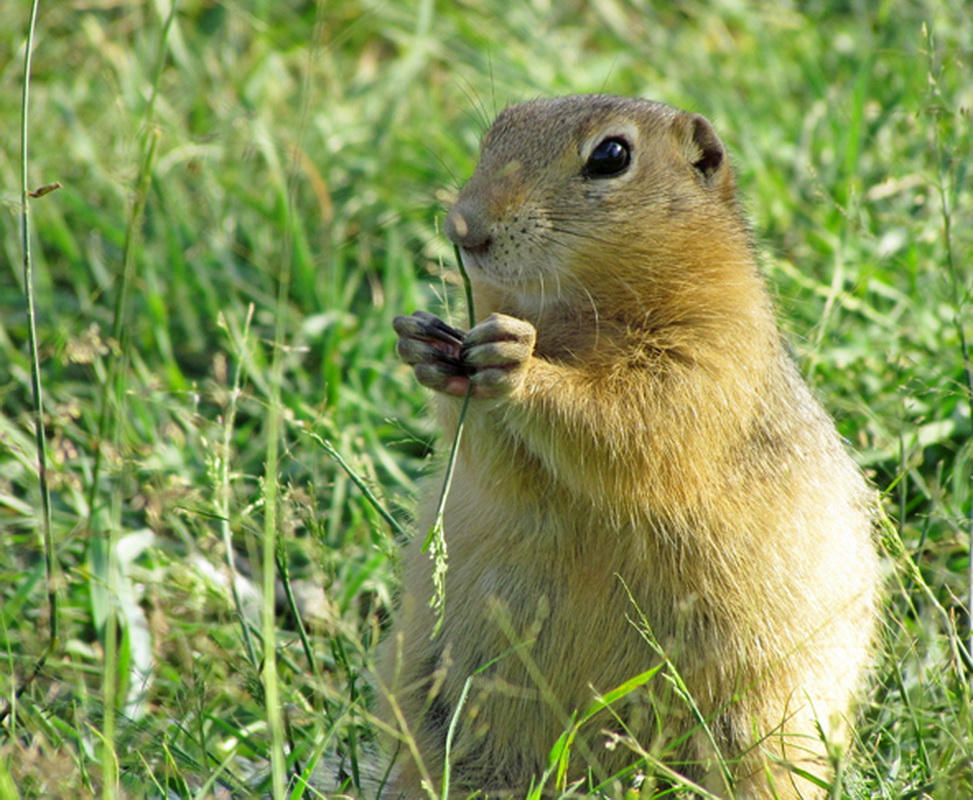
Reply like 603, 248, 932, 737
446, 202, 492, 253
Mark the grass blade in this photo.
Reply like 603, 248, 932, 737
0, 0, 60, 731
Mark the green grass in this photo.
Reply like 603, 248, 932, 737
1, 0, 971, 797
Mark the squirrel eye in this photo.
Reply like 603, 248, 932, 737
584, 137, 631, 178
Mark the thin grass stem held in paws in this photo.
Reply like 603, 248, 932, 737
421, 244, 478, 635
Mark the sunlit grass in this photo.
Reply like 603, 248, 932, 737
1, 0, 970, 797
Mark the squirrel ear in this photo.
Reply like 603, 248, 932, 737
677, 113, 725, 180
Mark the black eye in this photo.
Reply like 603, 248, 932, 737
584, 137, 631, 178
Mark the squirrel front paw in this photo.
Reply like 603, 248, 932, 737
393, 311, 536, 399
393, 310, 470, 396
463, 313, 536, 398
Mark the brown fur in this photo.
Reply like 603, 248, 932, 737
380, 95, 879, 799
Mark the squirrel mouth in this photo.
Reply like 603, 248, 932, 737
456, 243, 491, 272
460, 252, 517, 287
457, 247, 495, 279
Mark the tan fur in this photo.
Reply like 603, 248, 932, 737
380, 95, 879, 799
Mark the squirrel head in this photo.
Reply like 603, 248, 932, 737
445, 95, 754, 327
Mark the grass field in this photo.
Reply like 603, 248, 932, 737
1, 0, 971, 797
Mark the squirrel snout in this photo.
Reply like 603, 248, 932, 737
446, 203, 492, 254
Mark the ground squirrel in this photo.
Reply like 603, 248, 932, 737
380, 94, 880, 799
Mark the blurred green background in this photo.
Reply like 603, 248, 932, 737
1, 1, 970, 797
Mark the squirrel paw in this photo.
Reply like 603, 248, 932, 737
463, 313, 536, 398
393, 311, 536, 398
393, 311, 470, 396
